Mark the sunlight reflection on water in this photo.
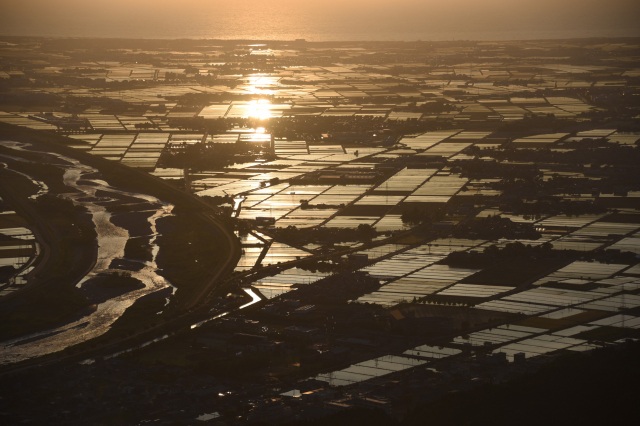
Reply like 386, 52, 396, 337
0, 142, 175, 365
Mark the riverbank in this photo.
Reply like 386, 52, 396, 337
0, 124, 240, 367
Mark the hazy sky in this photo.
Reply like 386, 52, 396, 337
1, 0, 638, 40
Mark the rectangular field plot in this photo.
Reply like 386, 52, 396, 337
403, 345, 462, 359
277, 208, 337, 227
85, 115, 125, 131
534, 261, 630, 285
355, 244, 408, 261
437, 283, 515, 298
473, 300, 556, 315
310, 194, 361, 206
357, 261, 476, 306
578, 294, 640, 312
131, 132, 170, 146
577, 221, 640, 237
607, 132, 640, 145
253, 268, 329, 299
589, 314, 640, 329
421, 142, 471, 158
360, 249, 443, 280
408, 175, 467, 198
197, 180, 263, 197
275, 140, 308, 156
93, 134, 136, 148
537, 214, 604, 229
356, 195, 405, 206
373, 168, 436, 194
493, 334, 588, 361
504, 287, 601, 307
198, 104, 231, 119
121, 153, 162, 169
608, 233, 640, 254
453, 324, 543, 346
235, 246, 264, 271
324, 216, 379, 228
0, 113, 58, 130
398, 131, 460, 150
373, 215, 408, 232
260, 242, 311, 266
315, 354, 428, 387
419, 238, 486, 255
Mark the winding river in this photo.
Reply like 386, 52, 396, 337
0, 141, 175, 365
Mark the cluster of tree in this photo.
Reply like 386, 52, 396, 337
403, 99, 457, 114
484, 144, 640, 168
0, 92, 64, 110
163, 71, 188, 81
508, 197, 606, 217
401, 205, 445, 225
288, 271, 381, 304
454, 157, 540, 181
452, 216, 541, 240
155, 213, 224, 292
60, 95, 137, 116
0, 265, 16, 284
446, 240, 638, 269
200, 194, 234, 207
133, 122, 156, 130
442, 241, 555, 270
475, 147, 640, 199
299, 200, 345, 210
159, 141, 245, 170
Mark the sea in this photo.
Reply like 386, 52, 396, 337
0, 0, 639, 41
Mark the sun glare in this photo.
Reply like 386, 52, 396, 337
246, 99, 272, 120
245, 74, 278, 96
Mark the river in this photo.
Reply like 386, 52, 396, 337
0, 141, 175, 365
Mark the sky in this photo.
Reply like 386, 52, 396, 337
0, 0, 638, 40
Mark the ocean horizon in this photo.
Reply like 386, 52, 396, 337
1, 0, 638, 42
